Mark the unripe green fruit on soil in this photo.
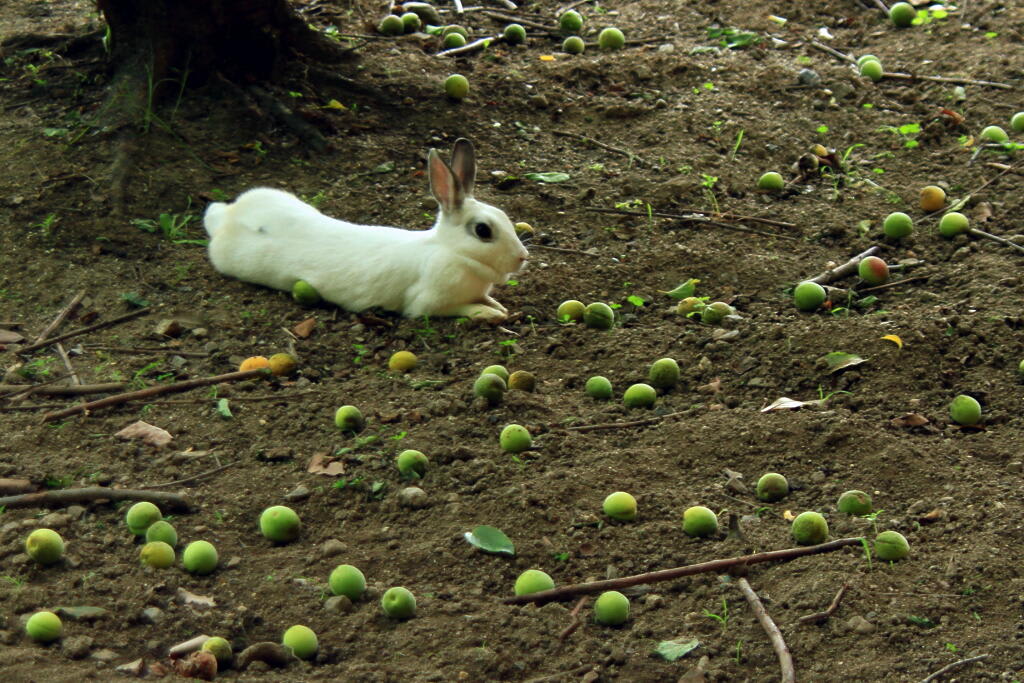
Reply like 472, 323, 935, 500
140, 541, 175, 569
755, 473, 789, 503
504, 23, 526, 44
282, 625, 318, 659
443, 32, 467, 49
500, 424, 532, 453
883, 211, 913, 239
260, 505, 301, 542
874, 530, 910, 561
837, 490, 873, 515
145, 520, 178, 547
201, 637, 232, 665
676, 297, 705, 316
583, 302, 614, 329
794, 281, 826, 311
400, 12, 421, 33
1019, 359, 1024, 375
648, 357, 680, 390
557, 299, 585, 322
268, 352, 297, 377
859, 59, 883, 81
980, 125, 1009, 143
682, 506, 719, 538
25, 528, 64, 565
948, 394, 981, 425
182, 540, 219, 575
378, 14, 405, 36
594, 590, 630, 625
442, 25, 469, 39
381, 586, 417, 619
474, 373, 506, 405
508, 370, 536, 392
562, 36, 585, 54
603, 491, 637, 521
126, 501, 162, 536
397, 449, 428, 478
857, 54, 880, 67
514, 569, 554, 596
889, 2, 915, 27
757, 171, 784, 191
920, 185, 945, 212
701, 301, 733, 324
481, 364, 510, 382
25, 611, 62, 643
791, 511, 829, 545
585, 376, 613, 400
858, 256, 889, 286
623, 383, 656, 408
938, 212, 969, 238
334, 405, 365, 433
388, 350, 418, 372
444, 74, 469, 100
559, 10, 584, 34
291, 279, 321, 305
329, 564, 367, 600
598, 27, 625, 50
1012, 112, 1024, 133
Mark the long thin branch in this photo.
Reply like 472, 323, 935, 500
857, 274, 930, 294
586, 207, 798, 240
969, 228, 1024, 254
807, 246, 881, 285
18, 308, 151, 354
808, 40, 855, 64
587, 205, 797, 229
798, 582, 849, 625
882, 71, 1011, 90
920, 654, 990, 683
563, 411, 686, 432
737, 577, 795, 683
141, 461, 238, 489
41, 369, 268, 422
0, 487, 192, 512
0, 382, 126, 396
553, 130, 648, 166
33, 290, 86, 345
436, 35, 499, 57
504, 537, 864, 604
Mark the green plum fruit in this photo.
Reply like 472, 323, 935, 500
874, 530, 910, 561
583, 302, 614, 329
889, 2, 915, 27
145, 520, 178, 547
603, 491, 637, 521
623, 383, 656, 408
883, 211, 913, 239
25, 611, 62, 643
559, 10, 584, 34
793, 281, 826, 312
562, 36, 585, 54
201, 636, 232, 665
329, 564, 367, 600
648, 357, 680, 390
557, 299, 586, 322
791, 511, 829, 545
682, 506, 719, 538
25, 528, 64, 565
140, 541, 175, 569
260, 505, 301, 543
585, 376, 613, 400
504, 23, 526, 44
514, 569, 554, 596
182, 540, 219, 575
334, 405, 366, 433
381, 586, 417, 619
473, 373, 506, 406
282, 624, 318, 659
397, 449, 428, 478
598, 27, 625, 50
948, 394, 981, 425
500, 424, 532, 453
837, 490, 873, 515
757, 171, 785, 191
755, 473, 789, 503
594, 590, 630, 625
938, 212, 969, 238
126, 501, 162, 536
858, 256, 889, 286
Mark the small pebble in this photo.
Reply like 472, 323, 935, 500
321, 539, 347, 557
284, 485, 310, 502
91, 648, 119, 664
798, 68, 821, 87
61, 635, 94, 659
846, 615, 876, 634
139, 607, 163, 625
399, 486, 429, 509
39, 512, 71, 528
324, 595, 354, 614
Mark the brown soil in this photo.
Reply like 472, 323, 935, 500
1, 1, 1023, 682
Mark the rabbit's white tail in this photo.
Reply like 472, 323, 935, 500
203, 202, 229, 237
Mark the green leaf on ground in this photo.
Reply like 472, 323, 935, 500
464, 525, 515, 556
654, 638, 700, 661
523, 172, 570, 183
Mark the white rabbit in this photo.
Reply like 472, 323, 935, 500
203, 138, 528, 322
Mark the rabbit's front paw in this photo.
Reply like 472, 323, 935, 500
485, 296, 508, 315
447, 303, 507, 323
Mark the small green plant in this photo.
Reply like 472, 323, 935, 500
705, 26, 760, 49
703, 598, 729, 632
551, 551, 569, 562
18, 358, 55, 380
729, 129, 745, 161
2, 575, 25, 588
31, 213, 59, 238
351, 344, 369, 366
878, 122, 922, 149
700, 174, 720, 213
945, 642, 958, 653
734, 640, 743, 664
859, 537, 873, 570
132, 199, 204, 245
859, 509, 885, 535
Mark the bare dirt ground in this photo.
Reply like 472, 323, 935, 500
1, 0, 1023, 681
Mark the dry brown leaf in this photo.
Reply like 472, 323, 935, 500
0, 329, 24, 344
890, 413, 930, 428
919, 509, 944, 523
293, 317, 317, 338
308, 452, 346, 476
115, 420, 173, 448
973, 202, 994, 223
171, 651, 218, 681
697, 378, 722, 394
177, 587, 216, 609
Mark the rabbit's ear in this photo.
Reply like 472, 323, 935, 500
428, 147, 465, 212
449, 138, 476, 197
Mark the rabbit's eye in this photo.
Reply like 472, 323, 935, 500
473, 222, 493, 241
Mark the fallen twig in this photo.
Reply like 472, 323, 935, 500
0, 373, 78, 401
482, 10, 556, 32
808, 40, 856, 64
526, 244, 598, 256
17, 308, 151, 354
41, 368, 269, 423
525, 664, 597, 683
558, 596, 589, 641
588, 205, 797, 230
586, 207, 798, 240
83, 345, 209, 357
504, 537, 864, 604
882, 71, 1011, 90
0, 487, 192, 512
737, 577, 795, 683
857, 274, 930, 294
33, 290, 86, 345
920, 653, 990, 682
168, 635, 211, 659
142, 461, 238, 489
798, 582, 849, 625
969, 228, 1024, 254
54, 343, 80, 386
153, 391, 316, 406
437, 35, 500, 57
553, 130, 648, 166
563, 411, 686, 432
808, 246, 881, 285
0, 382, 125, 397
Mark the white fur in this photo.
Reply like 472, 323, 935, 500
204, 139, 528, 322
